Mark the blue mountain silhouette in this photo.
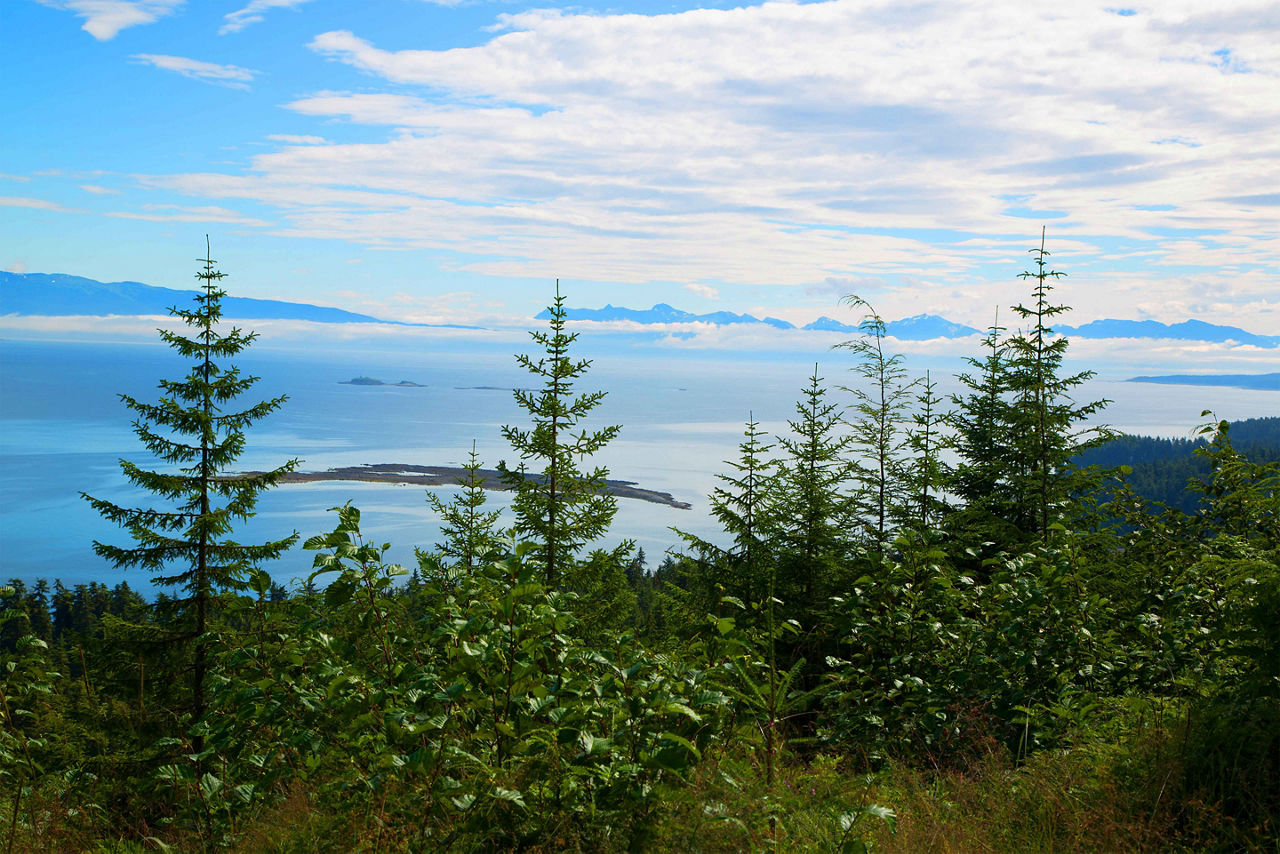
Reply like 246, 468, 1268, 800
0, 272, 478, 327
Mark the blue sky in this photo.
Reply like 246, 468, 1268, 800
4, 0, 1280, 335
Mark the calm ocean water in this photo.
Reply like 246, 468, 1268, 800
3, 335, 1276, 590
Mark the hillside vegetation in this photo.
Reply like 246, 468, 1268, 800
2, 240, 1277, 852
1077, 416, 1280, 513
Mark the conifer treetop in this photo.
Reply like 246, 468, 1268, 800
82, 238, 299, 592
500, 281, 620, 585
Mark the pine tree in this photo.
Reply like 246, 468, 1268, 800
901, 370, 950, 531
947, 232, 1110, 549
838, 297, 916, 544
81, 239, 298, 745
675, 413, 775, 610
51, 581, 73, 641
26, 580, 53, 642
1007, 228, 1111, 541
771, 366, 858, 623
499, 282, 620, 586
624, 546, 647, 588
421, 441, 502, 574
946, 311, 1019, 547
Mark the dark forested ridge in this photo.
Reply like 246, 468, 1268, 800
3, 240, 1278, 852
1076, 416, 1280, 513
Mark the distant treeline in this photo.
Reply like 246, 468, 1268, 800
1077, 416, 1280, 513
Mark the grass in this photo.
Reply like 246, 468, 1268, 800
644, 721, 1213, 853
9, 714, 1268, 852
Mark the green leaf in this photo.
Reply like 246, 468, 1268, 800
248, 567, 272, 596
491, 786, 526, 807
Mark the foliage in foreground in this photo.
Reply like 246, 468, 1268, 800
3, 236, 1278, 851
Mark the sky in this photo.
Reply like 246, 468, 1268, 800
4, 0, 1280, 335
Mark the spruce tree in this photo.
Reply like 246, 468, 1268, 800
81, 239, 298, 745
771, 366, 858, 624
948, 231, 1110, 548
901, 370, 950, 531
499, 282, 620, 586
421, 441, 502, 574
676, 413, 775, 610
946, 311, 1018, 546
1007, 228, 1111, 541
838, 297, 916, 544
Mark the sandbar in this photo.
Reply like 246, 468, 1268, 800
268, 463, 692, 509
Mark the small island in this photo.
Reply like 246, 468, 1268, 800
262, 463, 692, 509
340, 377, 426, 387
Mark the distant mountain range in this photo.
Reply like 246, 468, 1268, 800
0, 272, 480, 329
1, 272, 389, 324
537, 303, 982, 339
1059, 319, 1280, 348
542, 302, 1279, 346
538, 302, 797, 330
3, 273, 1276, 347
803, 314, 983, 338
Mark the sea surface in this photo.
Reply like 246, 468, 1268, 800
3, 335, 1276, 590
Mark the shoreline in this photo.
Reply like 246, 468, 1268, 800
265, 463, 693, 509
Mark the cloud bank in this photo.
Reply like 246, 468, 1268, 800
31, 0, 1280, 331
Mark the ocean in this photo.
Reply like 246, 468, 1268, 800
2, 334, 1276, 590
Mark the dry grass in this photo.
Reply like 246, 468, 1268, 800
646, 729, 1199, 854
16, 717, 1262, 853
869, 749, 1169, 853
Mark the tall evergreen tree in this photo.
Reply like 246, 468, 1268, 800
499, 282, 620, 586
900, 370, 950, 531
81, 239, 298, 745
838, 297, 916, 544
1007, 229, 1111, 541
26, 580, 53, 642
676, 413, 775, 611
947, 231, 1110, 548
946, 311, 1015, 541
944, 311, 1014, 560
771, 366, 858, 624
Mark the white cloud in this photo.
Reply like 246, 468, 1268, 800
267, 134, 328, 145
132, 54, 257, 89
38, 0, 184, 41
0, 196, 79, 213
683, 283, 719, 300
0, 173, 31, 183
80, 184, 119, 195
5, 259, 29, 274
107, 204, 270, 225
134, 1, 1280, 331
220, 0, 316, 35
